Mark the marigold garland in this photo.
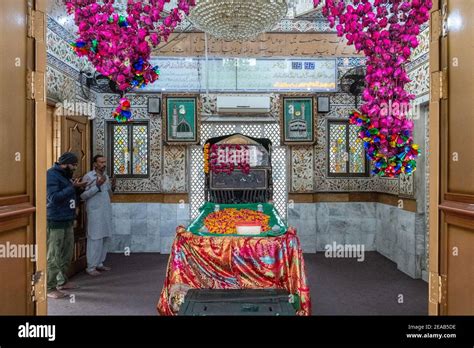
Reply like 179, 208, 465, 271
203, 143, 210, 174
204, 208, 270, 234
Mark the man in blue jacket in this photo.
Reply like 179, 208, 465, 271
46, 152, 87, 299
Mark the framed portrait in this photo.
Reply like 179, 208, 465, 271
279, 94, 317, 145
317, 96, 330, 113
163, 94, 200, 145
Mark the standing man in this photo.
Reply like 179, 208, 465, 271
81, 155, 114, 276
47, 152, 87, 299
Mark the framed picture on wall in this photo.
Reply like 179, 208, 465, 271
163, 94, 200, 145
279, 94, 317, 145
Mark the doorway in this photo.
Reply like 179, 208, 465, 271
46, 103, 91, 276
0, 0, 47, 315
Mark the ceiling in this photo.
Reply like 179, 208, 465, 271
47, 0, 330, 36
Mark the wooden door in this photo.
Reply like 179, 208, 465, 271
0, 0, 47, 314
59, 115, 90, 276
429, 0, 474, 315
46, 103, 60, 168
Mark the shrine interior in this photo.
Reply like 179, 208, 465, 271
0, 0, 473, 320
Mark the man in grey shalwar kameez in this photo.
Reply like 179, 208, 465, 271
81, 155, 115, 276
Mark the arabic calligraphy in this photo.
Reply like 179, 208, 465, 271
142, 57, 337, 92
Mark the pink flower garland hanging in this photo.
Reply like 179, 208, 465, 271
209, 144, 251, 175
64, 0, 195, 122
313, 0, 431, 177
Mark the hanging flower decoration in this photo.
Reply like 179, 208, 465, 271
313, 0, 431, 176
209, 144, 251, 175
112, 97, 132, 122
350, 110, 419, 176
64, 0, 196, 120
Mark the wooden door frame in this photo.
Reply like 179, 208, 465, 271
34, 0, 48, 316
0, 0, 47, 315
46, 100, 62, 169
62, 115, 91, 276
428, 0, 442, 316
47, 102, 91, 277
60, 114, 91, 179
429, 0, 474, 315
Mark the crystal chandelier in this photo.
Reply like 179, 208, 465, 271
187, 0, 288, 41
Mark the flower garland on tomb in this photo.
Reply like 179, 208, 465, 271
203, 143, 210, 174
204, 208, 270, 234
313, 0, 431, 176
64, 0, 195, 122
208, 144, 251, 175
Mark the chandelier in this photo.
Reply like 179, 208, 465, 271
187, 0, 288, 41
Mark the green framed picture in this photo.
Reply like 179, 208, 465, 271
280, 94, 317, 145
163, 94, 200, 145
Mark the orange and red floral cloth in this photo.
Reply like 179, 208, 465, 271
157, 226, 311, 316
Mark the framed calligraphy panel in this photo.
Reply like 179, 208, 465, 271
163, 94, 201, 145
279, 94, 317, 145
